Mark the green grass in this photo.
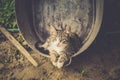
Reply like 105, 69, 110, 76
0, 0, 26, 62
0, 0, 17, 28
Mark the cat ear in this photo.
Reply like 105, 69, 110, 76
49, 25, 57, 35
66, 26, 71, 34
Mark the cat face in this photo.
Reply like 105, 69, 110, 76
49, 25, 71, 52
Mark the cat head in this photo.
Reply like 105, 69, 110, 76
49, 25, 73, 49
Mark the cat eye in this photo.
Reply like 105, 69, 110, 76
62, 40, 67, 43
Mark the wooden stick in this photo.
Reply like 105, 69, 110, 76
0, 27, 38, 67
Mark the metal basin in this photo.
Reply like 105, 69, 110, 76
15, 0, 104, 58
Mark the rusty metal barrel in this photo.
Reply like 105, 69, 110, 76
15, 0, 104, 58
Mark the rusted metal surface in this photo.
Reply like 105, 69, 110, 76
33, 0, 93, 42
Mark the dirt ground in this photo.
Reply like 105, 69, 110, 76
0, 0, 120, 80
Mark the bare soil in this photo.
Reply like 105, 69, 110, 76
0, 31, 120, 80
0, 0, 120, 80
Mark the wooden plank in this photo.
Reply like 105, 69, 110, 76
0, 27, 38, 67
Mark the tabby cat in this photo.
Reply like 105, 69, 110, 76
39, 25, 81, 68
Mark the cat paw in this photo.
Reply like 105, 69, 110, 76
50, 51, 59, 62
52, 62, 57, 67
57, 62, 64, 68
51, 61, 64, 68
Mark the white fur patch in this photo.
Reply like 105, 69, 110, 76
48, 38, 63, 54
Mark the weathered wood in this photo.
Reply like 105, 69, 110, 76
0, 27, 38, 67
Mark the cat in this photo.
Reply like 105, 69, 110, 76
38, 25, 81, 68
